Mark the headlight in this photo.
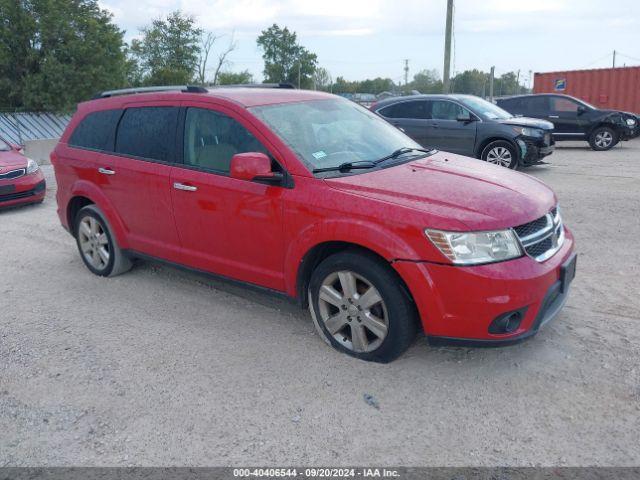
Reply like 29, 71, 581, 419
512, 126, 543, 137
626, 118, 636, 126
26, 158, 40, 174
425, 229, 522, 265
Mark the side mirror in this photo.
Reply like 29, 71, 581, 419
230, 152, 283, 185
577, 105, 587, 115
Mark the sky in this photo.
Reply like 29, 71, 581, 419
99, 0, 640, 85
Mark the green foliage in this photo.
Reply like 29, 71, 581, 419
256, 24, 317, 88
332, 76, 395, 95
0, 0, 128, 111
408, 69, 443, 94
217, 70, 254, 85
129, 11, 203, 86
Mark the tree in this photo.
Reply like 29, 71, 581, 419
313, 67, 332, 91
0, 0, 128, 111
256, 24, 317, 89
130, 11, 202, 86
450, 69, 488, 96
212, 34, 238, 85
409, 69, 442, 94
197, 32, 219, 85
217, 70, 254, 85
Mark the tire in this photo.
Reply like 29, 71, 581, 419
74, 205, 132, 277
588, 126, 618, 151
308, 250, 418, 363
480, 140, 519, 169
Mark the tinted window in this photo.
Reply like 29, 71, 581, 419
183, 108, 268, 173
69, 109, 122, 151
430, 100, 469, 120
527, 96, 550, 114
115, 107, 179, 162
552, 97, 579, 112
379, 101, 428, 119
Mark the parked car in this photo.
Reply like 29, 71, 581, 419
51, 85, 576, 362
0, 136, 46, 209
496, 94, 639, 151
371, 94, 555, 169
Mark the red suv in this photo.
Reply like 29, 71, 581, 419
51, 85, 577, 362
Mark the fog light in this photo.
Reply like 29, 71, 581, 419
488, 308, 527, 334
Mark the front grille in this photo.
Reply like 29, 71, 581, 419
0, 168, 26, 180
513, 206, 564, 262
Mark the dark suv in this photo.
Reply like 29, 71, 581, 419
497, 94, 639, 151
371, 94, 555, 169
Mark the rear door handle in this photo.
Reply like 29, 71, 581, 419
173, 182, 197, 192
548, 115, 560, 119
98, 167, 115, 175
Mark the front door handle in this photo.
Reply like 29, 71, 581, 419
98, 167, 115, 175
548, 115, 560, 119
173, 182, 197, 192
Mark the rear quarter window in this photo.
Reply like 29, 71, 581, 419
115, 107, 179, 162
68, 109, 122, 151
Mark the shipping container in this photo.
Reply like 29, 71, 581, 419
533, 66, 640, 114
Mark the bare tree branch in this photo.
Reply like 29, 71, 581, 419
213, 32, 237, 85
197, 31, 218, 85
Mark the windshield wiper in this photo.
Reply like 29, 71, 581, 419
373, 147, 433, 165
312, 160, 377, 173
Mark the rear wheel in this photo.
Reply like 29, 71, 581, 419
589, 126, 617, 151
480, 140, 519, 169
308, 250, 418, 363
74, 205, 132, 277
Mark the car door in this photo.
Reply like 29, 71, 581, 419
521, 96, 551, 121
549, 96, 588, 136
377, 100, 430, 146
170, 103, 287, 291
105, 104, 182, 260
427, 100, 477, 155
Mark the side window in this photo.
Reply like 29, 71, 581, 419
528, 96, 550, 114
430, 100, 467, 120
69, 109, 122, 151
183, 108, 268, 173
552, 97, 579, 112
379, 101, 428, 119
115, 107, 179, 162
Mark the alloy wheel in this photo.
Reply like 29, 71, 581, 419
317, 270, 389, 353
78, 216, 110, 270
486, 146, 513, 167
595, 130, 613, 148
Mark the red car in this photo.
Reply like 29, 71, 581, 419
0, 137, 46, 209
51, 85, 576, 362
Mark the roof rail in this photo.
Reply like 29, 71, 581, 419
211, 83, 296, 89
92, 85, 208, 99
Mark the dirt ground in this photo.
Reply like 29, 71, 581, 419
1, 141, 639, 467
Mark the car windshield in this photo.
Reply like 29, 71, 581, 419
250, 98, 428, 175
459, 96, 513, 120
0, 139, 10, 151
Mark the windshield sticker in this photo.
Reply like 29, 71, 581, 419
312, 151, 327, 159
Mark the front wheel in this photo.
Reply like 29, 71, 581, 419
480, 140, 519, 169
308, 250, 418, 363
589, 126, 618, 151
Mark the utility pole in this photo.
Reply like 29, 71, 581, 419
442, 0, 454, 93
489, 66, 495, 102
516, 69, 520, 94
404, 59, 409, 87
613, 50, 616, 68
298, 61, 301, 89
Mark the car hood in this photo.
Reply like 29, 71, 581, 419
0, 149, 27, 169
497, 116, 554, 130
324, 152, 556, 231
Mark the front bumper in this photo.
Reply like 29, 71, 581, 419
0, 170, 46, 209
393, 228, 575, 344
517, 133, 555, 165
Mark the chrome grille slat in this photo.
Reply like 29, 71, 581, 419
513, 206, 565, 262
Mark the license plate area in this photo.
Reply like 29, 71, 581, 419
0, 184, 16, 196
560, 253, 577, 293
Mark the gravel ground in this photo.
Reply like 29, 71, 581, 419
1, 141, 639, 467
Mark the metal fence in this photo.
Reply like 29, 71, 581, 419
0, 112, 71, 145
